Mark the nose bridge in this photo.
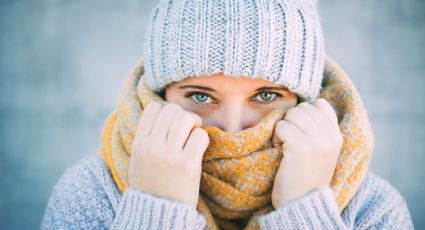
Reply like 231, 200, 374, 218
220, 102, 246, 133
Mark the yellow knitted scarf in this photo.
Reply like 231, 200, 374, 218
99, 55, 375, 230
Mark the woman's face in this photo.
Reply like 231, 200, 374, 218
164, 74, 298, 133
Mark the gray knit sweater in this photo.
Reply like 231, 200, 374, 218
41, 154, 414, 229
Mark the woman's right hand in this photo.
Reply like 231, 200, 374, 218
128, 101, 210, 209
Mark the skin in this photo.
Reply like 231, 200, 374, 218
129, 73, 343, 209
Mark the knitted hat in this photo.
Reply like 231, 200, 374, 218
143, 0, 325, 102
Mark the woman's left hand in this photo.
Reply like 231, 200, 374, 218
270, 98, 343, 209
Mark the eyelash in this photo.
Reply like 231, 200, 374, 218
184, 91, 283, 106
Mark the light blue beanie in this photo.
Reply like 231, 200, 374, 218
143, 0, 325, 102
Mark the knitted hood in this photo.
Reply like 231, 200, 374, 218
99, 55, 375, 229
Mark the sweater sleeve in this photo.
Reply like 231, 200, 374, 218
111, 188, 207, 229
256, 183, 414, 230
40, 157, 207, 230
256, 187, 348, 229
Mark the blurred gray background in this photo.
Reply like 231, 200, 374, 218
1, 0, 424, 228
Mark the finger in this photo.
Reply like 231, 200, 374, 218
167, 111, 202, 149
312, 98, 339, 130
271, 126, 283, 147
297, 101, 334, 133
283, 107, 317, 136
136, 101, 163, 138
183, 128, 209, 162
272, 120, 305, 147
151, 103, 183, 141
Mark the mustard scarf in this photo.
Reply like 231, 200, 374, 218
99, 55, 375, 229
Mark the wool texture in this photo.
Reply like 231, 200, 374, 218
99, 55, 375, 230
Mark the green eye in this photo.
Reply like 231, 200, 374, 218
255, 92, 277, 103
190, 93, 212, 104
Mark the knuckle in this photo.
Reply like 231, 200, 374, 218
191, 126, 201, 135
181, 111, 195, 123
172, 113, 197, 133
276, 120, 288, 131
200, 129, 210, 142
173, 111, 186, 124
285, 108, 298, 120
316, 98, 328, 105
164, 102, 182, 112
276, 120, 285, 128
193, 127, 208, 140
190, 112, 202, 123
297, 101, 311, 109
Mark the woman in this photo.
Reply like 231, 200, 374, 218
41, 0, 414, 229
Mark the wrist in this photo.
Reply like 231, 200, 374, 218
271, 188, 321, 209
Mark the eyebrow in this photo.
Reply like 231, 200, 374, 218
178, 85, 288, 92
254, 86, 288, 92
178, 85, 216, 92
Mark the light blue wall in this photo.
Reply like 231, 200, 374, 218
0, 0, 424, 228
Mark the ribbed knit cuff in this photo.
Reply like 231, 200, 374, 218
111, 188, 206, 230
257, 187, 347, 229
